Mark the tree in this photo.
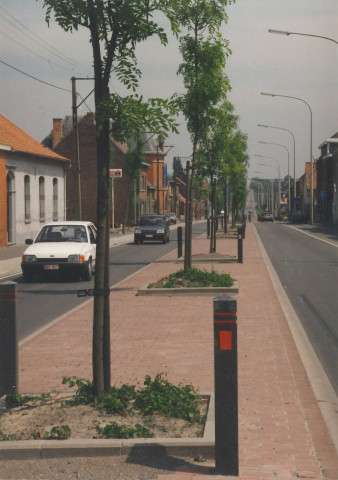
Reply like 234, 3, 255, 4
40, 0, 179, 398
177, 0, 233, 268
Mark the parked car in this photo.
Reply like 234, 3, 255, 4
290, 210, 308, 224
134, 215, 170, 244
21, 221, 97, 282
165, 212, 177, 224
261, 212, 274, 222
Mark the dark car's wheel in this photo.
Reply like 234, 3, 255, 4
162, 236, 167, 244
83, 259, 92, 281
167, 235, 170, 243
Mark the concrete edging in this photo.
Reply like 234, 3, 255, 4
137, 281, 239, 296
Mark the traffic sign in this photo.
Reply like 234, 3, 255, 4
109, 169, 122, 178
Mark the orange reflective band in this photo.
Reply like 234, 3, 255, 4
219, 331, 232, 350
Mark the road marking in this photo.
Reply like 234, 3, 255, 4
285, 225, 338, 248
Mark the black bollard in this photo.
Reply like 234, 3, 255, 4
207, 219, 210, 238
0, 282, 18, 395
213, 295, 239, 476
177, 226, 183, 258
238, 227, 243, 264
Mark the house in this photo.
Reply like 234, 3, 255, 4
315, 132, 338, 224
0, 114, 68, 246
44, 115, 168, 226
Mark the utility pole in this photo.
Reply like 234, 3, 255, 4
71, 77, 94, 220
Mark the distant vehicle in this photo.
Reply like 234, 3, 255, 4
261, 212, 274, 222
21, 221, 97, 282
134, 215, 170, 244
290, 211, 308, 224
166, 212, 177, 224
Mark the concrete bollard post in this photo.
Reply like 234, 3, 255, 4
213, 294, 238, 476
0, 282, 18, 395
238, 228, 243, 264
177, 226, 183, 258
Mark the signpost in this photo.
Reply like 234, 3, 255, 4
109, 170, 122, 231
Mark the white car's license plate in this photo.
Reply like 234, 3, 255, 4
146, 235, 153, 238
44, 265, 59, 270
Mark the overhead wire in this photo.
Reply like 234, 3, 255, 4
0, 6, 92, 75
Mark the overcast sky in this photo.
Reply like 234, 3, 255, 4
1, 0, 337, 180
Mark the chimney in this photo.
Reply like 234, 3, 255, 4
53, 118, 63, 148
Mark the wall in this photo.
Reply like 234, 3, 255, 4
0, 151, 7, 246
6, 153, 65, 243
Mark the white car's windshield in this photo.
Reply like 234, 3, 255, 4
35, 225, 88, 243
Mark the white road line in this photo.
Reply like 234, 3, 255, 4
285, 224, 338, 248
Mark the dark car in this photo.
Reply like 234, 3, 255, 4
261, 212, 274, 222
165, 212, 177, 224
290, 211, 308, 224
134, 215, 170, 244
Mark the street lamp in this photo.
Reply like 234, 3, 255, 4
257, 124, 296, 208
261, 92, 314, 224
268, 29, 338, 45
259, 141, 290, 212
255, 154, 281, 215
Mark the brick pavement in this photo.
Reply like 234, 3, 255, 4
17, 222, 337, 479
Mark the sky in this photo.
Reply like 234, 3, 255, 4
1, 0, 337, 181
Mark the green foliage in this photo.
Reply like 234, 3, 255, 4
96, 422, 154, 439
134, 374, 205, 423
0, 429, 16, 441
149, 267, 234, 288
43, 425, 71, 440
95, 384, 137, 415
5, 392, 35, 409
62, 376, 95, 405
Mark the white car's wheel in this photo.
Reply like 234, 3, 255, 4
83, 259, 92, 281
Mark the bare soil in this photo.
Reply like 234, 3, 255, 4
0, 393, 207, 441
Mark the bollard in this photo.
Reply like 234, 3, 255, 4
0, 282, 18, 395
177, 226, 183, 258
238, 227, 243, 264
213, 295, 238, 476
207, 219, 210, 238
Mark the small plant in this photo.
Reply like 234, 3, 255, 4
5, 392, 35, 409
0, 429, 16, 441
96, 422, 154, 439
96, 384, 137, 415
134, 374, 205, 423
62, 376, 95, 405
39, 425, 71, 440
148, 267, 234, 288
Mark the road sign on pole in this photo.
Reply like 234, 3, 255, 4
109, 169, 122, 178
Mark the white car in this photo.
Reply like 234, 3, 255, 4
21, 221, 97, 282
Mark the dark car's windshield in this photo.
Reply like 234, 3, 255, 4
138, 217, 165, 227
35, 225, 88, 243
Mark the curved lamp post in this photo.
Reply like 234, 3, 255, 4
259, 141, 290, 212
261, 92, 314, 224
254, 154, 281, 216
268, 29, 338, 45
257, 124, 296, 208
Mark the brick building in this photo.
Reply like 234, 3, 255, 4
0, 114, 68, 246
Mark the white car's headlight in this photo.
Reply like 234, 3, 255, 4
157, 229, 165, 234
22, 255, 36, 263
68, 254, 85, 263
135, 229, 142, 234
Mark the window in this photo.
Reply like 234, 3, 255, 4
39, 176, 45, 221
53, 178, 58, 221
24, 175, 30, 222
141, 175, 146, 191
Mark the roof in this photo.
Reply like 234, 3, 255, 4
0, 114, 68, 162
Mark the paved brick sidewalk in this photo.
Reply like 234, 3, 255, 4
16, 222, 337, 479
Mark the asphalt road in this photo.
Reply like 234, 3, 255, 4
12, 222, 207, 342
255, 221, 338, 395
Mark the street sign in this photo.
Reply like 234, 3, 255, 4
109, 169, 122, 178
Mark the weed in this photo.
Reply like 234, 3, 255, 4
148, 267, 234, 288
0, 429, 16, 441
134, 374, 205, 423
5, 392, 35, 409
33, 425, 71, 440
96, 422, 154, 439
62, 376, 95, 405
